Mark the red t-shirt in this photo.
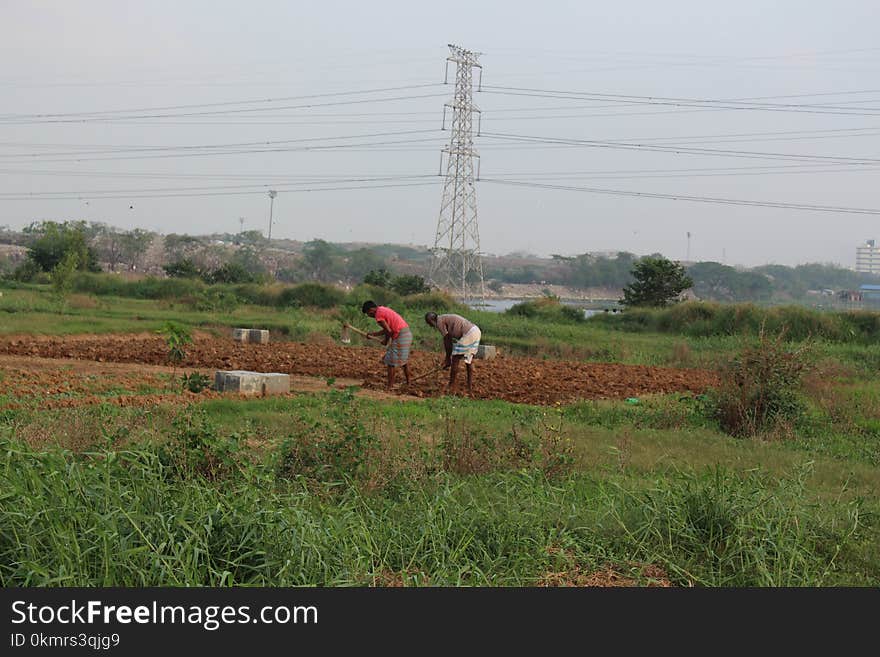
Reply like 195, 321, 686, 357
374, 306, 408, 338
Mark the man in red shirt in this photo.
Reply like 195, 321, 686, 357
362, 300, 412, 389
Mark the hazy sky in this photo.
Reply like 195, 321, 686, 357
2, 1, 879, 267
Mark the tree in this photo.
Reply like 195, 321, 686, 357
25, 221, 100, 273
163, 234, 204, 262
390, 274, 430, 296
163, 259, 201, 279
302, 239, 339, 282
119, 229, 154, 270
621, 256, 693, 308
346, 248, 387, 282
363, 268, 392, 288
204, 262, 255, 284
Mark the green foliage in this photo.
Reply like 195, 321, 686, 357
181, 372, 212, 393
591, 301, 880, 345
0, 436, 869, 586
24, 221, 100, 273
278, 282, 345, 309
163, 259, 201, 279
50, 251, 79, 298
275, 388, 378, 483
158, 321, 192, 365
688, 262, 772, 302
363, 268, 392, 288
390, 274, 430, 296
707, 328, 813, 437
302, 239, 341, 282
401, 291, 465, 313
621, 256, 694, 308
347, 283, 402, 308
203, 262, 257, 285
346, 249, 388, 282
12, 259, 42, 283
507, 296, 584, 323
158, 408, 243, 480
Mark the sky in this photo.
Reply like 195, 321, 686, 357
1, 0, 879, 268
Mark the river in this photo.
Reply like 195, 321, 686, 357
464, 298, 620, 318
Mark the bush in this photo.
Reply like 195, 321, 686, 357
402, 291, 465, 313
506, 297, 584, 323
72, 273, 206, 300
12, 259, 41, 283
278, 283, 345, 309
363, 268, 392, 288
347, 283, 402, 308
163, 259, 201, 279
707, 327, 812, 437
390, 274, 430, 296
158, 409, 243, 480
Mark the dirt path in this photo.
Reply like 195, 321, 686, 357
0, 334, 718, 407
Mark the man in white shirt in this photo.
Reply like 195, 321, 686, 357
424, 312, 482, 394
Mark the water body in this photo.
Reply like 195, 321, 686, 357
465, 298, 618, 318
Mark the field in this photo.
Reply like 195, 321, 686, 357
1, 282, 879, 587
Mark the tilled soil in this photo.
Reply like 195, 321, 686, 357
0, 333, 718, 406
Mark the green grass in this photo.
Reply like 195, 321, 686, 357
2, 433, 876, 586
2, 283, 879, 586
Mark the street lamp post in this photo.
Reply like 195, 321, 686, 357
267, 190, 277, 241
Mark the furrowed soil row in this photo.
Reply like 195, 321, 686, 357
0, 334, 719, 406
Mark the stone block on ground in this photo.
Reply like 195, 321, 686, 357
232, 328, 250, 343
248, 329, 270, 344
475, 344, 497, 360
214, 370, 290, 396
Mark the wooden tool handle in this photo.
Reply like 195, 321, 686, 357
344, 323, 381, 341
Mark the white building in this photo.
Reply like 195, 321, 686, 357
856, 240, 880, 275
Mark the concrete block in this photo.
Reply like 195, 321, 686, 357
214, 370, 290, 396
260, 373, 290, 395
475, 344, 497, 361
248, 329, 270, 344
232, 328, 250, 343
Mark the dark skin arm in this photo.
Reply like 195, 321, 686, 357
369, 319, 392, 344
442, 333, 453, 368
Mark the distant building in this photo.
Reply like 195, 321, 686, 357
860, 284, 880, 304
856, 240, 880, 274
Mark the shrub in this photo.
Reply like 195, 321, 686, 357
12, 260, 41, 283
158, 409, 243, 480
163, 259, 201, 279
506, 297, 584, 323
278, 283, 345, 309
390, 274, 430, 296
363, 268, 392, 288
181, 372, 212, 393
347, 283, 402, 308
402, 291, 465, 313
707, 326, 813, 437
275, 388, 378, 483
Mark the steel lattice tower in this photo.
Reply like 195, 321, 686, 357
429, 44, 485, 301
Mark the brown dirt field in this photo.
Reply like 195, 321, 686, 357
0, 334, 718, 407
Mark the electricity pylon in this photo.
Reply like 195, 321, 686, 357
429, 44, 485, 301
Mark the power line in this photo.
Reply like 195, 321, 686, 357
0, 93, 450, 125
480, 178, 880, 215
0, 136, 446, 163
479, 131, 880, 164
480, 85, 880, 116
0, 129, 440, 159
0, 175, 436, 198
0, 180, 443, 201
0, 83, 444, 120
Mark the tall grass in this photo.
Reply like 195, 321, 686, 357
0, 436, 869, 586
591, 301, 880, 344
